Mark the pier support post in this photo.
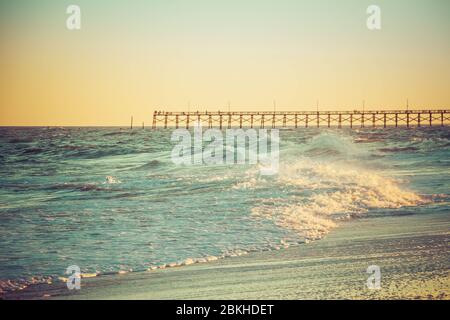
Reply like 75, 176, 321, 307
164, 114, 168, 129
338, 114, 342, 128
361, 113, 364, 128
441, 112, 444, 126
395, 113, 398, 127
228, 114, 232, 129
328, 113, 331, 128
350, 114, 353, 129
272, 114, 276, 129
239, 114, 243, 129
261, 115, 265, 129
372, 113, 376, 128
283, 114, 287, 127
250, 115, 254, 128
406, 113, 410, 128
209, 115, 212, 129
317, 112, 320, 128
175, 115, 179, 129
418, 113, 421, 127
383, 114, 387, 128
186, 114, 190, 129
429, 112, 432, 127
306, 114, 309, 128
219, 114, 223, 130
295, 114, 298, 128
152, 113, 156, 129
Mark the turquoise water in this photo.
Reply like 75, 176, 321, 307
0, 127, 449, 289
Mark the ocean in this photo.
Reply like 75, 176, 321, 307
0, 126, 449, 292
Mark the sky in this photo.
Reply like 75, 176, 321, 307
1, 0, 449, 126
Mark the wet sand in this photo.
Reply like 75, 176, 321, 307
4, 211, 449, 300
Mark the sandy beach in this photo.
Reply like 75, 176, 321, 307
4, 209, 448, 300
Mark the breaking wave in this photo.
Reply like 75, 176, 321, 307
251, 161, 424, 239
235, 132, 427, 240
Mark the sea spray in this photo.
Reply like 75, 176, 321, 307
247, 156, 425, 240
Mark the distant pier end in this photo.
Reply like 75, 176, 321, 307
151, 109, 450, 129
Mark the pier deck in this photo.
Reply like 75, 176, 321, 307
151, 109, 450, 129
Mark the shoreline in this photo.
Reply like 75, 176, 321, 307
4, 210, 449, 300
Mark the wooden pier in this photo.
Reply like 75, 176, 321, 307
151, 109, 450, 129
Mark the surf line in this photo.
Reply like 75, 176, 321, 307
170, 120, 280, 175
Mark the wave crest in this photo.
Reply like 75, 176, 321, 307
248, 159, 425, 240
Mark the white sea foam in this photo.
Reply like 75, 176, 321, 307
249, 159, 426, 240
233, 131, 427, 240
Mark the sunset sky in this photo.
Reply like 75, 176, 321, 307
1, 0, 449, 126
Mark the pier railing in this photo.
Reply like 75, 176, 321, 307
151, 109, 450, 129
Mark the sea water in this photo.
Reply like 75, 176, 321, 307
0, 127, 449, 290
